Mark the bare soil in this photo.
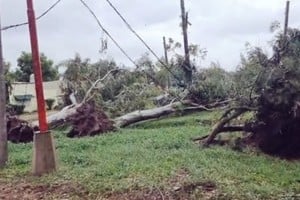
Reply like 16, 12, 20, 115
0, 177, 217, 200
0, 181, 90, 200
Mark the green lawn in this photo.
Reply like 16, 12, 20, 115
1, 112, 300, 199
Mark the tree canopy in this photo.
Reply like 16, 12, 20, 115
14, 52, 58, 82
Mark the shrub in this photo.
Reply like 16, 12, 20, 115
45, 98, 55, 110
7, 104, 25, 115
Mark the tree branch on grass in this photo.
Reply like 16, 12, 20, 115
202, 108, 248, 147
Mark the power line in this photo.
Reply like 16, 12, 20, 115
79, 0, 140, 69
105, 0, 183, 84
79, 0, 176, 90
1, 0, 62, 31
78, 0, 168, 86
81, 0, 186, 95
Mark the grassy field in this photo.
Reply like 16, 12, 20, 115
1, 112, 300, 199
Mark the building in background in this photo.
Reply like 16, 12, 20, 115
9, 79, 62, 113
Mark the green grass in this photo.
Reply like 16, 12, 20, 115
1, 111, 300, 199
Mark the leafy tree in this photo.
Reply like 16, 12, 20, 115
15, 52, 58, 82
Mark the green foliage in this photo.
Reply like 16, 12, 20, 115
230, 28, 300, 158
163, 38, 207, 87
2, 113, 300, 199
60, 54, 118, 102
233, 50, 264, 105
106, 83, 162, 117
45, 98, 55, 110
61, 54, 165, 117
189, 63, 234, 103
236, 28, 300, 109
14, 51, 58, 82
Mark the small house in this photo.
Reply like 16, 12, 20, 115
9, 80, 62, 113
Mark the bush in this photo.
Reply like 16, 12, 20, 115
7, 104, 25, 115
45, 98, 55, 110
189, 66, 234, 104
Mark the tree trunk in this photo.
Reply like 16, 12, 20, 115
114, 102, 181, 128
32, 103, 83, 128
32, 101, 214, 129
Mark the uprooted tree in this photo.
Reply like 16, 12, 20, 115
198, 28, 300, 159
8, 27, 300, 160
6, 33, 237, 143
7, 48, 228, 142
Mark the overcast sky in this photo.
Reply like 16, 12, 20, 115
1, 0, 300, 71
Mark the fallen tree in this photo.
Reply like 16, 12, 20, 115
37, 99, 220, 134
15, 66, 230, 141
10, 100, 221, 142
197, 28, 300, 159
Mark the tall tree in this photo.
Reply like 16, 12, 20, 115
15, 51, 58, 82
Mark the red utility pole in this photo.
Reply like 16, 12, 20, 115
27, 0, 48, 132
27, 0, 57, 176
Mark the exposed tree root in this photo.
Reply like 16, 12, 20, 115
66, 102, 114, 138
7, 116, 34, 143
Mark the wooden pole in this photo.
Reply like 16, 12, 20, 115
284, 0, 290, 37
27, 0, 57, 176
0, 16, 8, 167
163, 36, 169, 65
180, 0, 192, 86
163, 36, 171, 89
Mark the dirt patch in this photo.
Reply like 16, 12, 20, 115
0, 181, 90, 200
0, 179, 218, 200
101, 169, 218, 200
102, 181, 217, 200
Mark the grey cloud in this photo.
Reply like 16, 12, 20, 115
1, 0, 300, 71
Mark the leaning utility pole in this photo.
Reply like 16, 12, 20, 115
180, 0, 192, 86
27, 0, 57, 175
283, 0, 290, 37
0, 16, 8, 167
